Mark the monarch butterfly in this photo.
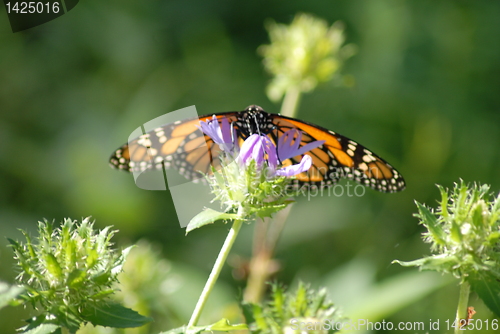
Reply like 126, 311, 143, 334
110, 105, 405, 193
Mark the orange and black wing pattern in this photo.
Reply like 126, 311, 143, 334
267, 114, 405, 193
109, 112, 240, 181
110, 105, 405, 193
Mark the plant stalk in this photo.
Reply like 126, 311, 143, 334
187, 218, 243, 329
244, 206, 292, 302
280, 85, 301, 117
244, 86, 302, 303
455, 280, 470, 334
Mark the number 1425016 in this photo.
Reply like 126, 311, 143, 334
5, 2, 60, 14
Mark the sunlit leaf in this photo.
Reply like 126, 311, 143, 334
81, 303, 152, 328
186, 208, 240, 234
22, 323, 60, 334
159, 319, 247, 334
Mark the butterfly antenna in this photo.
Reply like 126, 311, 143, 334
253, 113, 262, 136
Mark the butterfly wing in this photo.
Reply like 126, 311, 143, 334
109, 112, 241, 181
267, 115, 406, 193
110, 107, 405, 193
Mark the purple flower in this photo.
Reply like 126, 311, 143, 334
237, 132, 317, 178
277, 129, 325, 161
275, 155, 312, 177
198, 116, 237, 153
238, 134, 278, 169
199, 117, 324, 178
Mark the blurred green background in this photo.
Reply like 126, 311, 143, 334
1, 0, 499, 333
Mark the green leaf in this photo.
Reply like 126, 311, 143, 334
8, 238, 38, 278
437, 184, 449, 219
55, 306, 81, 333
253, 200, 293, 219
393, 254, 458, 272
272, 284, 285, 320
392, 259, 428, 267
160, 319, 247, 334
160, 326, 186, 334
186, 208, 240, 234
241, 302, 257, 327
487, 231, 500, 245
81, 303, 152, 328
89, 289, 115, 300
294, 282, 307, 315
469, 271, 500, 317
0, 282, 25, 309
85, 248, 99, 269
91, 271, 111, 285
450, 220, 463, 243
111, 245, 134, 275
415, 202, 446, 245
206, 318, 248, 331
21, 314, 60, 334
22, 323, 60, 334
67, 269, 86, 288
21, 230, 37, 260
242, 302, 267, 332
44, 253, 63, 280
472, 202, 485, 228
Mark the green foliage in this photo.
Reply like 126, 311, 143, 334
187, 209, 242, 234
203, 158, 295, 225
395, 182, 500, 279
7, 218, 151, 333
259, 13, 355, 102
469, 271, 500, 318
394, 181, 500, 317
21, 323, 60, 334
81, 303, 152, 328
243, 282, 343, 334
162, 319, 247, 334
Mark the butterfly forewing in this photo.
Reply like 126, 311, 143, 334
110, 113, 239, 181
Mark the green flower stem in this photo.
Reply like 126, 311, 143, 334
280, 85, 301, 117
455, 281, 470, 334
244, 85, 302, 303
187, 218, 244, 329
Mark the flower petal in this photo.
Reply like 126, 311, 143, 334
219, 117, 235, 152
291, 139, 326, 158
198, 116, 220, 142
277, 129, 300, 161
277, 129, 326, 161
263, 136, 278, 170
198, 116, 237, 153
276, 154, 312, 177
251, 137, 265, 166
238, 134, 261, 165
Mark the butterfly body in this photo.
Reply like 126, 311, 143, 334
110, 105, 405, 193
